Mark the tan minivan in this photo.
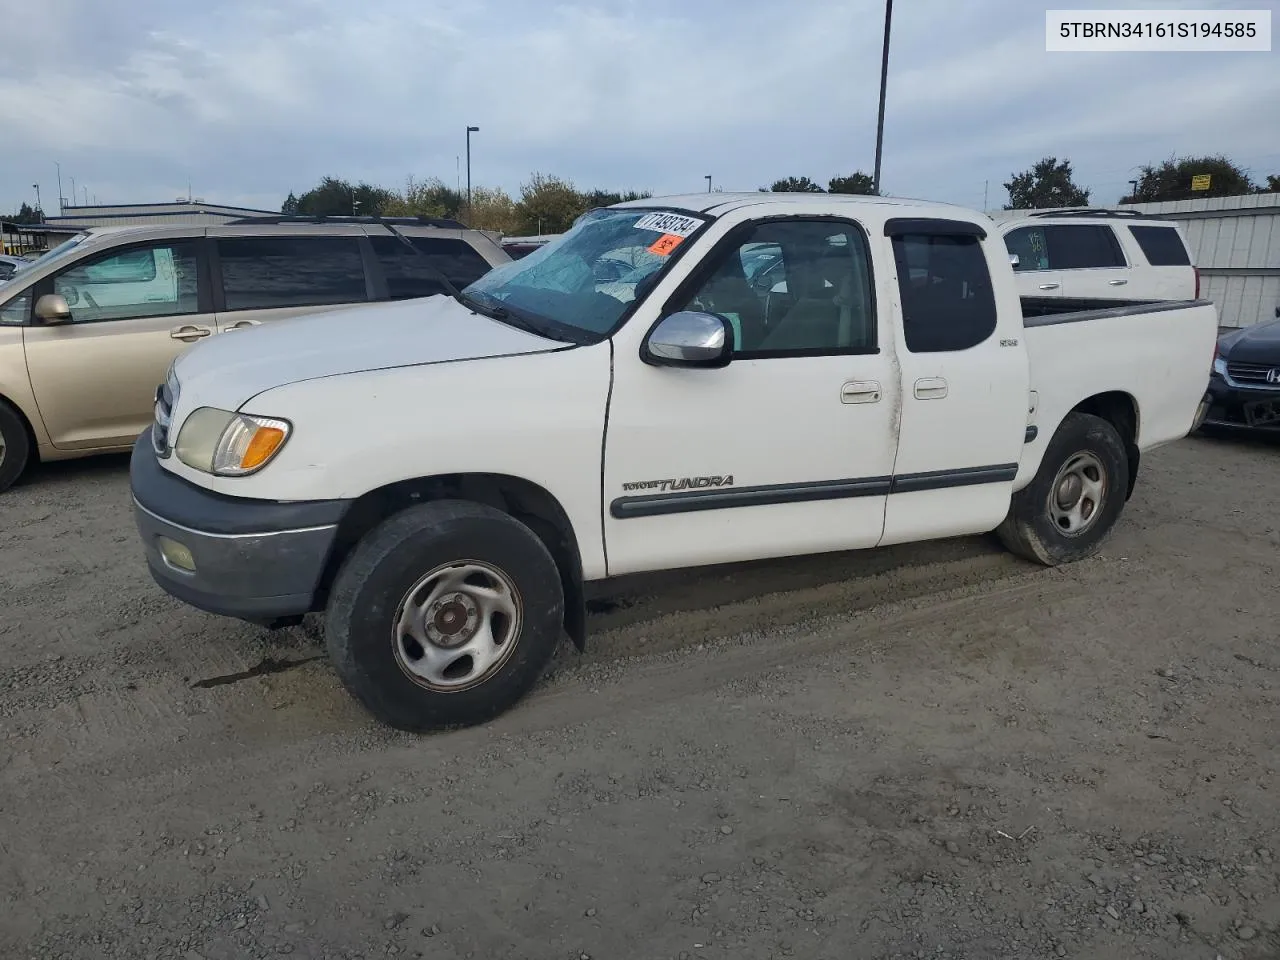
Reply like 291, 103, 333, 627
0, 217, 510, 491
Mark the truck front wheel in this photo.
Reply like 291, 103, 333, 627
325, 500, 565, 731
996, 412, 1130, 566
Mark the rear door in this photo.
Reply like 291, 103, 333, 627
1003, 223, 1065, 299
1127, 224, 1196, 300
208, 229, 372, 334
881, 219, 1030, 546
1046, 224, 1131, 300
23, 237, 213, 449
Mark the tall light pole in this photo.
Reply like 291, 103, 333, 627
705, 175, 712, 193
872, 0, 893, 196
466, 126, 479, 223
56, 162, 64, 214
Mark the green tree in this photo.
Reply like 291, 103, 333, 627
467, 186, 521, 234
1122, 155, 1254, 202
1, 202, 42, 224
1259, 174, 1279, 193
280, 192, 300, 215
515, 173, 587, 235
581, 189, 652, 208
828, 172, 878, 195
769, 176, 825, 193
384, 176, 463, 219
1003, 157, 1090, 209
285, 176, 394, 217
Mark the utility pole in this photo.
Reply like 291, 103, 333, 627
466, 126, 479, 223
70, 177, 76, 208
983, 179, 989, 212
872, 0, 893, 196
56, 162, 64, 214
32, 184, 42, 220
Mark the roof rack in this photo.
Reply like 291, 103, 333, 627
1020, 208, 1164, 220
227, 214, 469, 229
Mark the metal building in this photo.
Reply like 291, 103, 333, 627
1119, 192, 1280, 329
43, 200, 279, 230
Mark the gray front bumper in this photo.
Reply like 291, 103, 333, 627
130, 432, 346, 625
133, 500, 338, 623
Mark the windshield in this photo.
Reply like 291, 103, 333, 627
15, 232, 92, 276
462, 207, 709, 339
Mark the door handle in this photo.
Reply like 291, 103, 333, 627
1108, 278, 1128, 286
1038, 282, 1060, 290
840, 380, 882, 404
170, 324, 212, 342
224, 319, 261, 331
914, 377, 948, 400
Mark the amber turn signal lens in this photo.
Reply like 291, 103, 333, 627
241, 426, 287, 470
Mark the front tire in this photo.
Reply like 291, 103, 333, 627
325, 500, 565, 731
0, 402, 31, 494
997, 412, 1129, 566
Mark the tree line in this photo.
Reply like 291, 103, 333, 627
1001, 154, 1279, 210
281, 174, 652, 236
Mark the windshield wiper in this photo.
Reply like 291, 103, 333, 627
457, 290, 551, 338
375, 217, 464, 301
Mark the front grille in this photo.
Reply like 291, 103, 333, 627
1226, 361, 1280, 387
153, 382, 174, 455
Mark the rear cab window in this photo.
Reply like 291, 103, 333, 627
890, 223, 997, 353
217, 236, 369, 311
1128, 225, 1192, 266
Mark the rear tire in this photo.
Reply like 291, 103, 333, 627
997, 412, 1129, 566
325, 499, 564, 732
0, 401, 31, 494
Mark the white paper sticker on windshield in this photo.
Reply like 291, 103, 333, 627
633, 212, 702, 238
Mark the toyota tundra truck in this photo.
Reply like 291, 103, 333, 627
129, 193, 1218, 731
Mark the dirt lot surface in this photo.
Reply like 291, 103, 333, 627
1, 434, 1278, 960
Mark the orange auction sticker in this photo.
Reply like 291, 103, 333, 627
648, 233, 684, 256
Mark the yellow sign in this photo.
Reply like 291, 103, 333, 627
1191, 174, 1212, 191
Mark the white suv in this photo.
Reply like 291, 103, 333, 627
999, 210, 1198, 304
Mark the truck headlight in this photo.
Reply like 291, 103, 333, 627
1212, 355, 1227, 378
175, 407, 291, 476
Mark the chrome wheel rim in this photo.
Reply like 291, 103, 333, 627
392, 560, 523, 692
1048, 451, 1107, 537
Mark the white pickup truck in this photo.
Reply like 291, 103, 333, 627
130, 194, 1218, 730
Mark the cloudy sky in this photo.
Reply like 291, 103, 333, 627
2, 0, 1277, 216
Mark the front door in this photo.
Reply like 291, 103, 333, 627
1003, 223, 1065, 300
881, 223, 1030, 545
24, 238, 211, 450
603, 217, 901, 576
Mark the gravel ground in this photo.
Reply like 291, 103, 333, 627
1, 433, 1277, 960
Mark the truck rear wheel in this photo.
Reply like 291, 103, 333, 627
996, 412, 1129, 566
325, 500, 565, 731
0, 401, 31, 494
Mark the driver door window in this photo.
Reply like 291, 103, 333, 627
52, 242, 200, 323
671, 220, 876, 357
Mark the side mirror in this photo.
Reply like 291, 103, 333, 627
1008, 253, 1020, 268
642, 311, 732, 368
34, 294, 72, 324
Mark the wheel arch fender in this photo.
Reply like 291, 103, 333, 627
319, 472, 587, 651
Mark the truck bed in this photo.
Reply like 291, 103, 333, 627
1014, 295, 1218, 490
